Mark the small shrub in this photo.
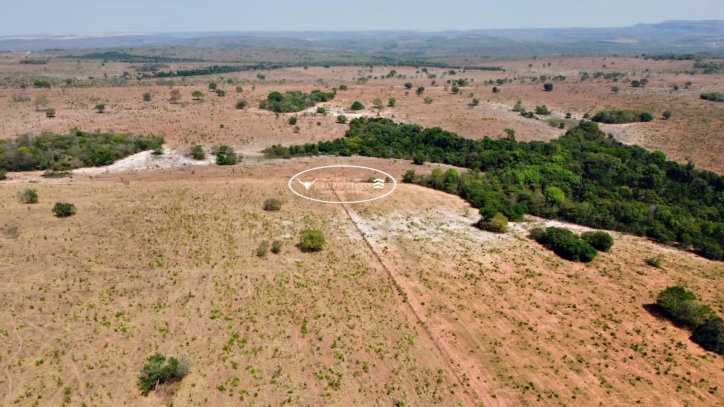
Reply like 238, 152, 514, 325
236, 86, 243, 92
692, 318, 724, 355
271, 240, 283, 254
388, 97, 396, 107
478, 212, 508, 233
19, 189, 39, 204
263, 198, 282, 211
299, 229, 325, 252
416, 86, 425, 95
213, 145, 238, 165
235, 100, 247, 109
52, 202, 76, 218
423, 97, 433, 104
46, 108, 56, 118
142, 92, 152, 101
138, 353, 189, 396
289, 116, 297, 125
535, 105, 551, 115
543, 83, 553, 91
256, 241, 269, 257
351, 101, 364, 111
316, 106, 326, 115
94, 104, 105, 113
337, 115, 348, 123
492, 86, 500, 93
404, 83, 413, 89
190, 145, 205, 160
581, 231, 614, 252
339, 84, 348, 91
215, 89, 226, 97
645, 255, 663, 268
663, 110, 672, 120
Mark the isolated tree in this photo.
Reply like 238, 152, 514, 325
543, 83, 554, 91
209, 82, 217, 90
18, 189, 39, 204
94, 104, 105, 113
388, 97, 396, 107
213, 145, 238, 165
404, 83, 413, 89
34, 95, 49, 111
190, 145, 205, 160
372, 98, 384, 110
52, 202, 76, 218
299, 229, 325, 252
663, 110, 672, 120
192, 91, 204, 100
351, 101, 364, 111
169, 89, 181, 103
416, 86, 425, 95
137, 353, 190, 396
339, 84, 348, 91
316, 106, 326, 115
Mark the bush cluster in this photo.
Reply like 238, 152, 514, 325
259, 90, 334, 113
592, 109, 654, 124
656, 286, 724, 354
52, 202, 76, 218
531, 227, 598, 262
299, 229, 325, 252
213, 145, 238, 165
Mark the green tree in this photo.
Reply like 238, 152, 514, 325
478, 212, 508, 233
535, 105, 551, 115
18, 189, 39, 204
192, 91, 204, 100
94, 104, 105, 113
137, 353, 190, 396
351, 101, 364, 111
544, 186, 565, 204
52, 202, 76, 218
299, 229, 325, 252
208, 82, 217, 90
337, 114, 348, 123
213, 145, 238, 165
190, 145, 205, 160
451, 85, 460, 94
504, 128, 516, 141
416, 86, 425, 95
289, 116, 297, 125
339, 84, 348, 91
372, 98, 384, 110
656, 286, 716, 328
543, 83, 554, 91
611, 86, 620, 93
492, 86, 500, 93
388, 97, 396, 107
692, 318, 724, 355
404, 83, 413, 89
235, 100, 247, 109
663, 110, 672, 120
581, 231, 614, 252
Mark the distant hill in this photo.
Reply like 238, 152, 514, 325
2, 21, 723, 57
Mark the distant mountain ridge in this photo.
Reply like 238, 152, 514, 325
1, 20, 723, 57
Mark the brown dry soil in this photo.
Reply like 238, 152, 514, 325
1, 157, 724, 407
1, 57, 724, 172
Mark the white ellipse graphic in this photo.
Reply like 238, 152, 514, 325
288, 165, 397, 204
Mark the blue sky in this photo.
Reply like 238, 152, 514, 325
2, 0, 723, 35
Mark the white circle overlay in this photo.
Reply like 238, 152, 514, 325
288, 165, 398, 204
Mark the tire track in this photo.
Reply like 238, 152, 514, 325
333, 191, 481, 406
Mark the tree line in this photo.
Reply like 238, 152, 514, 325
265, 117, 724, 261
0, 131, 164, 172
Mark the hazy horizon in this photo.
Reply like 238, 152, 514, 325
3, 0, 724, 36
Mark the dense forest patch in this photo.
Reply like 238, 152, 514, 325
592, 109, 654, 124
265, 117, 724, 261
259, 90, 335, 113
0, 131, 164, 172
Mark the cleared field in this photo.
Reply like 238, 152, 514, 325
1, 158, 723, 406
